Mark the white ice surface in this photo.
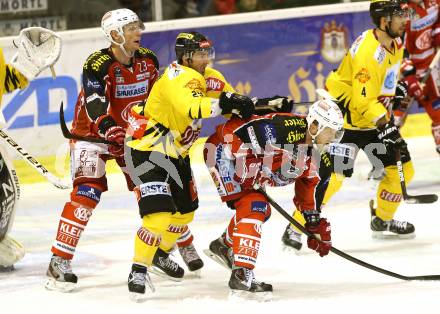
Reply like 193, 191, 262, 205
1, 136, 439, 314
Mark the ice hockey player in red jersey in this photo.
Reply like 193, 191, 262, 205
45, 9, 159, 292
203, 98, 344, 297
401, 0, 440, 154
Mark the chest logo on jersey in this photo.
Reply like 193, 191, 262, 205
355, 68, 371, 83
115, 81, 148, 98
416, 29, 433, 50
206, 77, 225, 92
185, 78, 204, 92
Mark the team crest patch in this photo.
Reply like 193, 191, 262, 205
320, 20, 348, 64
355, 68, 371, 83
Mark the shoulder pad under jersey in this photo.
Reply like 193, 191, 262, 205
83, 49, 113, 78
136, 47, 159, 69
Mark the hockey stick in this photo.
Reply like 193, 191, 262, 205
257, 186, 440, 281
395, 150, 438, 204
0, 129, 70, 189
59, 102, 115, 145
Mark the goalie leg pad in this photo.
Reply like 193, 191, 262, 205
0, 235, 25, 267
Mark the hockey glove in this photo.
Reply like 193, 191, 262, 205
254, 96, 294, 114
403, 74, 423, 101
304, 211, 331, 257
219, 92, 255, 119
233, 156, 262, 190
392, 80, 409, 111
377, 117, 407, 152
105, 126, 125, 157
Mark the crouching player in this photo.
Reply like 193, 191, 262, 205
203, 98, 344, 297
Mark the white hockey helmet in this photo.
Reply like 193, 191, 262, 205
101, 9, 144, 46
306, 98, 344, 142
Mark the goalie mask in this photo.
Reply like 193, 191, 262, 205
101, 9, 145, 57
175, 32, 215, 64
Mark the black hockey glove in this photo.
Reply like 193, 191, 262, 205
377, 117, 407, 152
219, 92, 255, 119
392, 80, 409, 111
254, 95, 294, 114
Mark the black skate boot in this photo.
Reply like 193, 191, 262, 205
45, 254, 78, 292
370, 201, 415, 239
178, 243, 204, 275
281, 224, 302, 251
128, 263, 155, 302
149, 248, 184, 281
203, 237, 233, 270
229, 267, 273, 301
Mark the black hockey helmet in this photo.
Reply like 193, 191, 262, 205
175, 31, 214, 64
370, 0, 409, 27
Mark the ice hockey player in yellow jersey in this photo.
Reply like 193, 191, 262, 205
125, 31, 255, 301
316, 0, 417, 242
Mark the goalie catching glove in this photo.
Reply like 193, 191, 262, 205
11, 27, 61, 80
304, 211, 331, 257
219, 92, 255, 119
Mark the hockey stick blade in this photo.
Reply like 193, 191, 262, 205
256, 187, 440, 281
0, 129, 71, 189
59, 102, 115, 145
396, 151, 438, 204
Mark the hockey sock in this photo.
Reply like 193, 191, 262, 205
134, 212, 172, 266
432, 124, 440, 153
322, 172, 344, 205
291, 209, 306, 233
176, 225, 194, 248
376, 162, 414, 221
160, 212, 195, 252
232, 218, 263, 269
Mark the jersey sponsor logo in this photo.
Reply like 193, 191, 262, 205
374, 46, 386, 65
76, 185, 101, 203
185, 78, 204, 92
251, 201, 268, 214
88, 53, 111, 72
415, 29, 432, 50
115, 81, 148, 98
205, 77, 225, 92
328, 143, 355, 159
381, 63, 399, 95
260, 123, 277, 144
247, 125, 261, 151
355, 68, 371, 83
286, 130, 305, 143
139, 182, 171, 197
320, 20, 348, 64
86, 93, 106, 104
349, 31, 367, 57
410, 9, 438, 31
86, 79, 101, 90
73, 207, 92, 222
136, 72, 150, 81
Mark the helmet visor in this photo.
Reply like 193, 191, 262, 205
190, 46, 215, 62
123, 21, 145, 33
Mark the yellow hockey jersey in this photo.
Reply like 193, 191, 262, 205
0, 47, 28, 106
127, 62, 234, 158
326, 29, 403, 130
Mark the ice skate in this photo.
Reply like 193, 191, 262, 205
45, 255, 78, 292
228, 267, 273, 301
149, 248, 184, 281
178, 243, 204, 276
281, 224, 302, 252
128, 263, 155, 302
370, 200, 415, 239
203, 237, 233, 270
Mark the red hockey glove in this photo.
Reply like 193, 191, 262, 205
403, 74, 423, 101
304, 212, 331, 257
105, 126, 125, 157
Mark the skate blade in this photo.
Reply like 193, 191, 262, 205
188, 268, 202, 278
148, 266, 183, 282
281, 244, 303, 255
229, 289, 273, 302
45, 278, 76, 292
372, 231, 416, 240
129, 292, 148, 303
203, 249, 231, 271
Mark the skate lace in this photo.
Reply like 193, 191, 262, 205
390, 220, 407, 231
54, 257, 73, 274
159, 257, 179, 272
129, 272, 146, 286
243, 268, 254, 288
